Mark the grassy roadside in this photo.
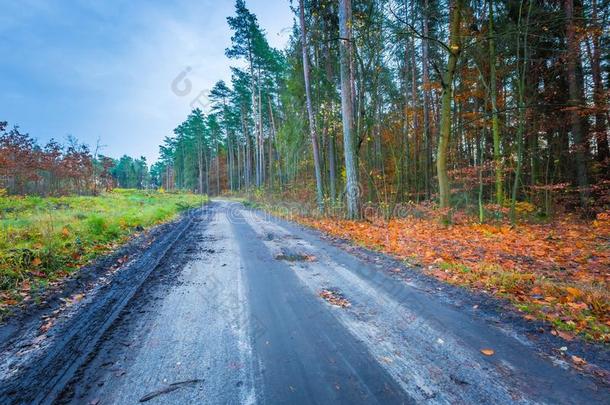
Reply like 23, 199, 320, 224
242, 197, 609, 343
0, 189, 205, 314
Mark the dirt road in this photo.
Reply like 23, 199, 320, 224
0, 201, 608, 404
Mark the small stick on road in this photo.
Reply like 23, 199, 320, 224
139, 379, 204, 402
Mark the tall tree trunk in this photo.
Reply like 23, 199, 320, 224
247, 42, 259, 189
299, 0, 325, 211
323, 18, 337, 203
198, 146, 204, 195
422, 0, 432, 199
488, 0, 503, 205
328, 120, 337, 202
510, 0, 532, 225
478, 103, 486, 223
267, 97, 276, 189
437, 0, 463, 209
258, 77, 265, 186
216, 139, 220, 195
225, 137, 230, 191
243, 112, 251, 188
564, 0, 590, 210
339, 0, 360, 218
588, 0, 609, 162
409, 0, 420, 200
237, 142, 242, 189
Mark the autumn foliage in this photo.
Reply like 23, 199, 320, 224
0, 121, 154, 196
260, 198, 610, 342
0, 122, 94, 196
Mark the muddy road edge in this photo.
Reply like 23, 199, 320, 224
0, 206, 207, 404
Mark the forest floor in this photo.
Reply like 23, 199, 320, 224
0, 189, 205, 318
242, 195, 610, 343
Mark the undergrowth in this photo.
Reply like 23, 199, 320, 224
0, 189, 205, 314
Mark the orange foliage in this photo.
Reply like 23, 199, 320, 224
291, 209, 610, 342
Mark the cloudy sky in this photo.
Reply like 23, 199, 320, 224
0, 0, 294, 163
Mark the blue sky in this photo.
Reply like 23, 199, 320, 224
0, 0, 293, 163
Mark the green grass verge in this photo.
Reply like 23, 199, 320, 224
0, 189, 205, 308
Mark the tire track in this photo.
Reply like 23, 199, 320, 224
0, 208, 207, 404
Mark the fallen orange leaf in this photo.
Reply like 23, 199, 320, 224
556, 330, 575, 341
480, 348, 495, 356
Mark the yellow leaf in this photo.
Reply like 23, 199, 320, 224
480, 348, 495, 356
565, 287, 582, 298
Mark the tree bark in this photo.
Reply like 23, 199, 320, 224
323, 15, 337, 203
216, 138, 220, 195
564, 0, 590, 210
421, 0, 432, 199
408, 0, 420, 200
488, 0, 503, 206
437, 0, 463, 210
299, 0, 325, 210
339, 0, 361, 218
510, 0, 532, 225
267, 97, 276, 189
588, 0, 609, 162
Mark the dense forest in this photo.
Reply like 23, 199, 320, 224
2, 0, 608, 222
0, 122, 151, 195
157, 0, 609, 221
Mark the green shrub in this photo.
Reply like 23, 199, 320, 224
153, 207, 170, 222
87, 215, 107, 236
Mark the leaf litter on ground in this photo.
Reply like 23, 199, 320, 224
263, 201, 609, 342
319, 288, 351, 308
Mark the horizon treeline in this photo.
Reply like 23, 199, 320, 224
0, 121, 153, 195
158, 0, 609, 221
